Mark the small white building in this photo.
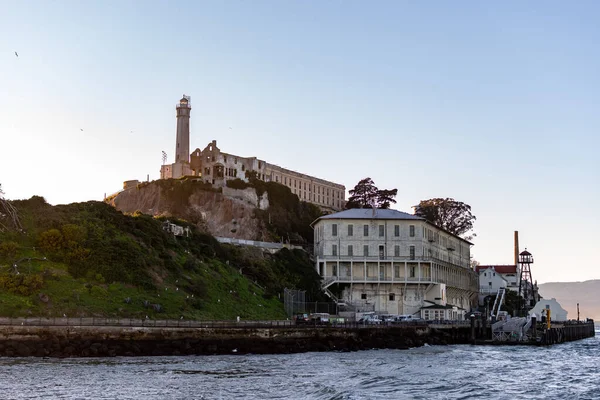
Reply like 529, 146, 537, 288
529, 298, 568, 322
477, 265, 520, 304
312, 208, 478, 319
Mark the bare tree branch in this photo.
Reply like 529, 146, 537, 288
0, 184, 23, 232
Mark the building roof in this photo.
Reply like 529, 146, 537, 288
318, 208, 423, 221
476, 265, 517, 274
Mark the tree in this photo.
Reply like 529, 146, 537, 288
345, 178, 398, 209
414, 198, 476, 239
376, 189, 398, 209
0, 184, 22, 232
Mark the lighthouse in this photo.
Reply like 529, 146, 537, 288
160, 95, 192, 179
175, 95, 191, 163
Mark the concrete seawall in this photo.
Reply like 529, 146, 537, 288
0, 321, 593, 357
0, 324, 471, 358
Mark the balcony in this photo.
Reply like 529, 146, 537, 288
316, 255, 470, 269
321, 275, 433, 286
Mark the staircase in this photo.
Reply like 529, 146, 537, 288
491, 287, 506, 318
321, 276, 338, 290
492, 317, 529, 342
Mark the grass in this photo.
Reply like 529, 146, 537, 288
0, 195, 325, 320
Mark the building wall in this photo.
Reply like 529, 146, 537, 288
529, 299, 568, 321
314, 219, 470, 268
314, 216, 477, 317
479, 269, 508, 295
188, 140, 346, 211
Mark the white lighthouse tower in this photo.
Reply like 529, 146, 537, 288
160, 95, 192, 179
175, 95, 191, 163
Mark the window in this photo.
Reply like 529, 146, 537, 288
409, 225, 415, 237
332, 244, 338, 256
348, 224, 353, 236
409, 246, 415, 260
379, 245, 385, 259
394, 225, 399, 237
348, 245, 353, 256
489, 282, 492, 286
379, 225, 384, 237
363, 245, 369, 256
363, 225, 369, 236
361, 293, 367, 300
410, 266, 416, 278
332, 224, 338, 236
389, 293, 395, 301
284, 177, 287, 185
394, 245, 400, 257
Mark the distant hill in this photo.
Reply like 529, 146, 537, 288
538, 280, 600, 321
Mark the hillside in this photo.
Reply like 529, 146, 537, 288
107, 177, 324, 245
0, 196, 326, 319
538, 280, 600, 321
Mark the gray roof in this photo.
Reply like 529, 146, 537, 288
317, 208, 424, 221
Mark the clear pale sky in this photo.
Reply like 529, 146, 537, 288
1, 1, 598, 284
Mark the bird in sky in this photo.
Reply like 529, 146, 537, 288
229, 127, 232, 130
80, 128, 83, 132
14, 51, 18, 57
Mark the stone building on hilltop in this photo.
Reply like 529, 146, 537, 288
160, 95, 345, 211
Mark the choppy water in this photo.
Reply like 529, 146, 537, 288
1, 330, 598, 399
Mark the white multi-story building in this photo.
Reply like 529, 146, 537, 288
312, 208, 479, 320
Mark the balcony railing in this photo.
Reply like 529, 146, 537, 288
322, 275, 434, 284
316, 255, 469, 269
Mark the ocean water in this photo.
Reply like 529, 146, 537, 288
0, 330, 598, 400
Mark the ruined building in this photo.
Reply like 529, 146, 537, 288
160, 96, 346, 210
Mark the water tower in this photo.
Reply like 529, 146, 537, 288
518, 249, 536, 315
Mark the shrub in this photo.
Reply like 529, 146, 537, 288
0, 241, 18, 260
38, 229, 64, 253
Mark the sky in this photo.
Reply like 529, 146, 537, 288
1, 1, 599, 284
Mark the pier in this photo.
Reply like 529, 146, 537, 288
0, 318, 594, 358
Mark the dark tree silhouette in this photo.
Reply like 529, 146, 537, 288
414, 198, 476, 239
345, 178, 397, 209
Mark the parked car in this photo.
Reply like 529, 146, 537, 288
294, 313, 310, 324
358, 315, 382, 325
394, 315, 424, 323
310, 313, 330, 324
379, 314, 398, 322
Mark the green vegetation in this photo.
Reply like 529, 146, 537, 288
0, 196, 324, 319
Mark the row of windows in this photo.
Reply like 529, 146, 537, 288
331, 244, 417, 259
332, 223, 416, 238
274, 175, 343, 202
